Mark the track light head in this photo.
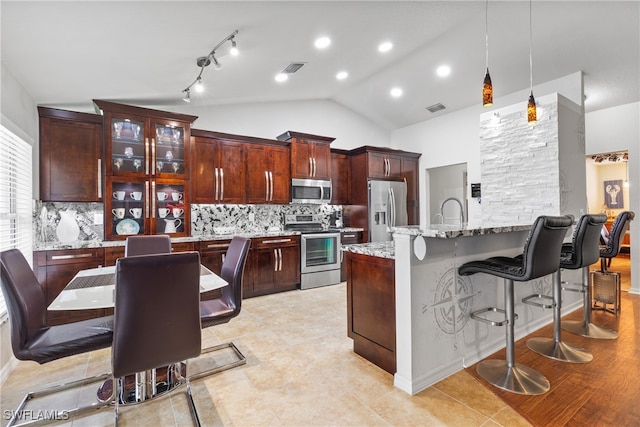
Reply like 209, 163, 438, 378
212, 55, 222, 70
194, 77, 204, 93
182, 90, 191, 103
230, 39, 239, 56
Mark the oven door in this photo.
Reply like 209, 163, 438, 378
301, 233, 341, 273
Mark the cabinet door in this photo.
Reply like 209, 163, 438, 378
340, 231, 363, 282
40, 117, 102, 202
275, 244, 300, 287
401, 156, 420, 225
331, 153, 350, 205
191, 135, 219, 203
269, 146, 291, 204
218, 140, 246, 203
152, 179, 189, 237
251, 248, 277, 293
312, 142, 332, 180
106, 178, 149, 240
34, 248, 106, 326
106, 113, 148, 177
367, 151, 402, 179
245, 145, 270, 203
291, 139, 314, 179
153, 120, 189, 180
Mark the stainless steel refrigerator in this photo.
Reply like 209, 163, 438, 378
368, 179, 408, 242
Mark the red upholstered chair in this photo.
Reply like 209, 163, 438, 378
191, 236, 250, 381
0, 249, 114, 426
124, 235, 172, 257
112, 251, 202, 425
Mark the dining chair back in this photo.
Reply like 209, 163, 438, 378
112, 251, 202, 425
124, 235, 172, 257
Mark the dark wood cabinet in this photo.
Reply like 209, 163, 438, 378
191, 130, 246, 204
244, 235, 300, 298
38, 107, 103, 202
345, 251, 395, 374
245, 142, 291, 204
340, 230, 363, 282
401, 154, 420, 225
277, 131, 334, 180
331, 150, 351, 205
95, 100, 197, 240
34, 248, 108, 326
103, 241, 195, 266
367, 151, 403, 179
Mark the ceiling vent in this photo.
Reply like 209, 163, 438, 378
281, 62, 306, 74
426, 103, 446, 113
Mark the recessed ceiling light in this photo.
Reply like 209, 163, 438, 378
275, 73, 288, 83
390, 87, 403, 98
436, 65, 451, 77
314, 37, 331, 49
378, 41, 393, 53
336, 71, 349, 80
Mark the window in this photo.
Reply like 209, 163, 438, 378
0, 124, 33, 319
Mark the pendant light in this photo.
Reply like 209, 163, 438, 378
482, 0, 493, 106
527, 0, 537, 123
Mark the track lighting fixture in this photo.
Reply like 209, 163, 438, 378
182, 30, 239, 102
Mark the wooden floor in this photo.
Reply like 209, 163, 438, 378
467, 256, 639, 427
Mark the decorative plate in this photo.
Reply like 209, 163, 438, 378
116, 219, 140, 235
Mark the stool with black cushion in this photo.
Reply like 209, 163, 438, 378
458, 215, 572, 395
112, 251, 203, 426
524, 214, 606, 362
0, 249, 114, 426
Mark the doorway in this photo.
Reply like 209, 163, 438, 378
426, 163, 467, 225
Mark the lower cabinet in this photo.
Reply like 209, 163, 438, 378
244, 235, 300, 298
345, 251, 395, 374
197, 240, 231, 300
34, 248, 109, 326
340, 230, 363, 282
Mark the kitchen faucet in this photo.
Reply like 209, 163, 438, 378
440, 197, 464, 227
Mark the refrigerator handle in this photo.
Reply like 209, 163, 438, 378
390, 188, 396, 226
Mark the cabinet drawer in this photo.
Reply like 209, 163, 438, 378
341, 231, 362, 245
42, 248, 104, 266
252, 235, 300, 249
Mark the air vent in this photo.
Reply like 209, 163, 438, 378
426, 103, 446, 113
281, 62, 306, 74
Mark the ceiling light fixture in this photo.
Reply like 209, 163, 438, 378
378, 41, 393, 53
275, 73, 288, 83
182, 30, 239, 102
230, 39, 239, 56
315, 36, 331, 49
483, 0, 493, 106
336, 71, 349, 80
437, 65, 451, 77
527, 0, 537, 123
390, 87, 403, 98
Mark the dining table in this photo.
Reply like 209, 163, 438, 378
48, 262, 227, 405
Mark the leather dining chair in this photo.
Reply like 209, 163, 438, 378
0, 249, 114, 426
112, 251, 202, 426
124, 235, 172, 257
191, 236, 251, 381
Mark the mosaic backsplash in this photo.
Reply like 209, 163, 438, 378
33, 201, 342, 248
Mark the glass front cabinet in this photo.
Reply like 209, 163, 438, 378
94, 100, 197, 240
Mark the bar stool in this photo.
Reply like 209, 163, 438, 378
563, 211, 633, 338
458, 215, 572, 395
524, 214, 606, 362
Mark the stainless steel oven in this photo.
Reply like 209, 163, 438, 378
300, 232, 341, 289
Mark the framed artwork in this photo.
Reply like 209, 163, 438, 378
604, 179, 624, 208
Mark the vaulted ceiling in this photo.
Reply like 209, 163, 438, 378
2, 1, 638, 130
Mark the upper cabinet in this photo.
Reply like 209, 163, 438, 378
94, 100, 198, 240
277, 131, 334, 180
39, 107, 103, 202
245, 141, 291, 204
330, 149, 351, 205
191, 130, 246, 204
367, 151, 403, 179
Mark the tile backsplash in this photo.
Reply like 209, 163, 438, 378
33, 201, 341, 248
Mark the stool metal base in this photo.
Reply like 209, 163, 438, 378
526, 337, 593, 363
477, 359, 550, 395
562, 320, 618, 339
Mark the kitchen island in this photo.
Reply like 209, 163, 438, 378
342, 223, 584, 395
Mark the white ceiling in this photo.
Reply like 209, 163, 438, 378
2, 1, 638, 130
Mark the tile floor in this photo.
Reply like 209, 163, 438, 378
1, 283, 531, 426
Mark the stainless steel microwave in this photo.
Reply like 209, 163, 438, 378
291, 178, 332, 204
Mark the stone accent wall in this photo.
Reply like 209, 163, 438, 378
479, 96, 561, 224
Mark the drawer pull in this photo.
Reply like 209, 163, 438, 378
51, 253, 94, 260
205, 243, 230, 249
262, 238, 292, 244
342, 234, 356, 238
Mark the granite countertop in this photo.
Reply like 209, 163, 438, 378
390, 222, 533, 239
34, 227, 365, 251
341, 241, 395, 260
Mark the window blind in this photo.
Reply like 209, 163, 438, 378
0, 124, 33, 319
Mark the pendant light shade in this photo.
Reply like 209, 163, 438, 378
527, 91, 537, 123
483, 69, 493, 106
482, 0, 493, 106
527, 0, 537, 123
